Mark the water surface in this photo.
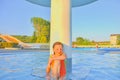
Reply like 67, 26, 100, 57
0, 48, 120, 80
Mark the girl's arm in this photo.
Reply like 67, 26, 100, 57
52, 53, 67, 60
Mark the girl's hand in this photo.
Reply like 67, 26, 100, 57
50, 55, 57, 60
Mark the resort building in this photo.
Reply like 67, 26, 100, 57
110, 34, 120, 45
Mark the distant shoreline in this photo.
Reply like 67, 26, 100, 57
0, 45, 120, 53
75, 45, 120, 48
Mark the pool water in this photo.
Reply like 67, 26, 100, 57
0, 48, 120, 80
72, 48, 120, 80
0, 50, 49, 80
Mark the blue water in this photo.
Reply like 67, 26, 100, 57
0, 48, 120, 80
72, 48, 120, 80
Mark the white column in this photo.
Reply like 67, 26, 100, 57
50, 0, 72, 78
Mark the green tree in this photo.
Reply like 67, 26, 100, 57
13, 35, 32, 43
76, 37, 91, 45
31, 17, 50, 43
31, 31, 37, 43
83, 39, 91, 45
76, 37, 84, 45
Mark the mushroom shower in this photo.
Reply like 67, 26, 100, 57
26, 0, 98, 79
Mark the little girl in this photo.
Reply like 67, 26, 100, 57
46, 42, 66, 80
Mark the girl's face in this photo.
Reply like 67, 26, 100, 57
53, 44, 63, 54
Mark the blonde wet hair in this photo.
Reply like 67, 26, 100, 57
53, 42, 63, 48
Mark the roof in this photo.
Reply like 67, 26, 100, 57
26, 0, 98, 7
110, 34, 120, 36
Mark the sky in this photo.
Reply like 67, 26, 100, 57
0, 0, 120, 41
